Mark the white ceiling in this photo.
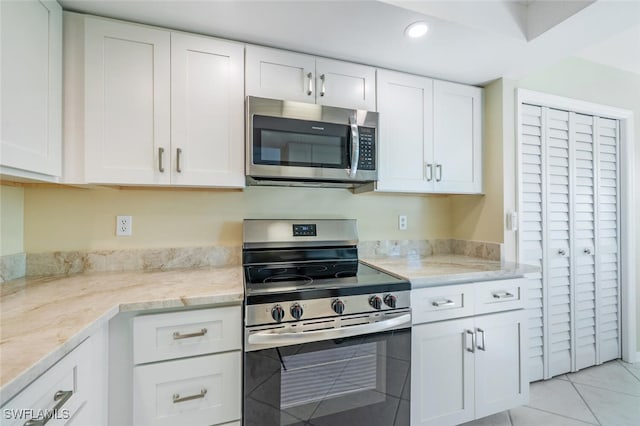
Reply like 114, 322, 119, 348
59, 0, 640, 86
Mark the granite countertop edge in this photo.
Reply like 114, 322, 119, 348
0, 267, 244, 406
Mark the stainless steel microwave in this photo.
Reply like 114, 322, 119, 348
246, 96, 379, 188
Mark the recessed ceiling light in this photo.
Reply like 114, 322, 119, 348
405, 21, 429, 38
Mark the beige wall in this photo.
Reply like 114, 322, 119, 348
451, 79, 505, 246
23, 185, 452, 252
0, 185, 24, 256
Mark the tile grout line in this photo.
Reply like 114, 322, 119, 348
566, 376, 640, 398
522, 405, 599, 425
507, 409, 514, 426
568, 380, 603, 425
616, 360, 640, 382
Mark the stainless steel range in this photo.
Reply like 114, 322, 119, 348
242, 219, 411, 426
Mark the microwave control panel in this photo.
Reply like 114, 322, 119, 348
358, 127, 376, 170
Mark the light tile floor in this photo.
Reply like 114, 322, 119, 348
463, 360, 640, 426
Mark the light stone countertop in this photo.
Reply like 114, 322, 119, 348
0, 266, 243, 406
362, 255, 539, 287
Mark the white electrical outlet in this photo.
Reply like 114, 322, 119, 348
116, 215, 132, 236
398, 215, 408, 230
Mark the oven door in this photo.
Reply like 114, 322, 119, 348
243, 328, 410, 426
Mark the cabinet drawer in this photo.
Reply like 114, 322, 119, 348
133, 306, 241, 364
474, 279, 526, 314
412, 284, 475, 324
1, 338, 93, 426
133, 352, 241, 426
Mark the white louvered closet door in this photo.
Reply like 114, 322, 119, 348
545, 108, 573, 377
520, 104, 546, 382
519, 104, 621, 381
596, 117, 621, 363
572, 113, 597, 371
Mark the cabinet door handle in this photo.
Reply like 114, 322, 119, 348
558, 249, 566, 256
172, 328, 208, 340
173, 388, 207, 404
432, 299, 455, 307
477, 328, 486, 351
583, 248, 592, 255
465, 329, 475, 353
158, 147, 165, 173
425, 163, 433, 181
492, 291, 514, 299
320, 74, 326, 97
435, 164, 442, 182
176, 148, 182, 173
23, 390, 73, 426
307, 72, 313, 96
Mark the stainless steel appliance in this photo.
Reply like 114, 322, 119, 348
246, 97, 379, 188
243, 219, 410, 426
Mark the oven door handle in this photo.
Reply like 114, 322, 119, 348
247, 313, 411, 346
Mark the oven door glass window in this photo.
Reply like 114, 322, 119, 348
244, 329, 410, 426
252, 115, 350, 169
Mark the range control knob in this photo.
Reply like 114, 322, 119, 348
369, 295, 383, 310
384, 294, 397, 309
290, 303, 304, 320
271, 305, 285, 322
332, 299, 345, 315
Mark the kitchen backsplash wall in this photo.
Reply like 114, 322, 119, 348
23, 185, 453, 252
18, 238, 501, 277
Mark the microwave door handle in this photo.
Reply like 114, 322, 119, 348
247, 314, 411, 347
349, 114, 359, 178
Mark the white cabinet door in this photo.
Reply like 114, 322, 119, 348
376, 70, 433, 193
245, 45, 315, 103
171, 33, 244, 187
411, 318, 475, 426
315, 57, 376, 110
433, 80, 482, 193
474, 310, 529, 419
0, 0, 61, 178
84, 17, 170, 184
133, 352, 241, 426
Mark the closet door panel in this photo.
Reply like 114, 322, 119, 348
519, 104, 545, 381
596, 117, 621, 362
545, 108, 572, 377
572, 113, 597, 370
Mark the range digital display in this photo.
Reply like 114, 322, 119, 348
292, 224, 317, 237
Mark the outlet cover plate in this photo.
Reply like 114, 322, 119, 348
116, 215, 132, 236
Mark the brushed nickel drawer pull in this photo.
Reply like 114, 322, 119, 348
158, 147, 165, 173
492, 291, 514, 299
23, 390, 73, 426
173, 388, 207, 404
477, 328, 486, 351
172, 328, 208, 340
432, 299, 456, 307
466, 329, 475, 353
176, 148, 182, 173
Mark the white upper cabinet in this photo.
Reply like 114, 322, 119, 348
84, 17, 171, 185
376, 71, 483, 194
246, 45, 376, 110
433, 80, 483, 193
376, 70, 433, 193
171, 33, 244, 187
0, 0, 62, 180
245, 46, 315, 104
315, 57, 376, 110
64, 14, 245, 187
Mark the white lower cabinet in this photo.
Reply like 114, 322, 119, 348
0, 326, 108, 426
411, 280, 528, 426
128, 306, 242, 426
133, 352, 241, 426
